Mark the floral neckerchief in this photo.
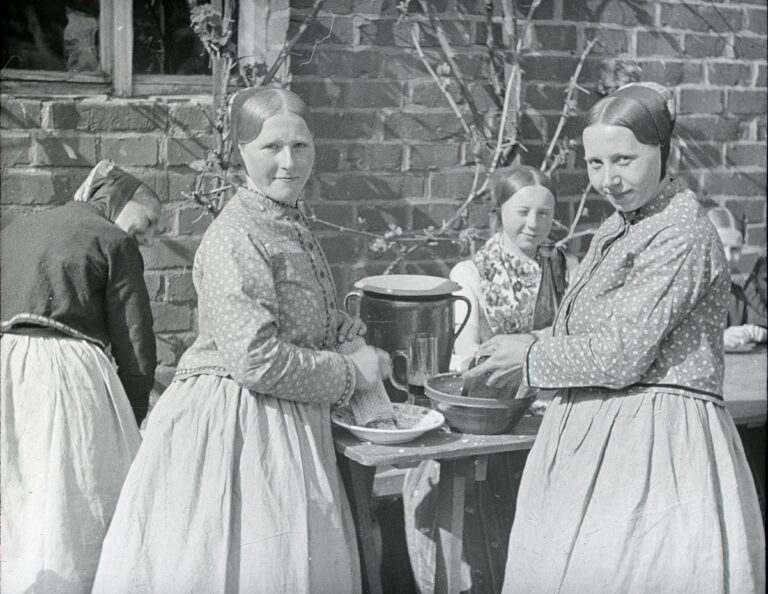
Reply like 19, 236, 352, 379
473, 233, 542, 335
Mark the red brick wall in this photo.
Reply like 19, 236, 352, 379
1, 0, 766, 380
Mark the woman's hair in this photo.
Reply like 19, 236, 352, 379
230, 87, 314, 146
490, 165, 556, 230
584, 82, 676, 180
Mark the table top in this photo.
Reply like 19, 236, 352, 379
723, 346, 767, 427
335, 348, 767, 466
334, 416, 539, 467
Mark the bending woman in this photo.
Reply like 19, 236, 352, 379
1, 161, 161, 593
93, 87, 385, 593
466, 82, 765, 593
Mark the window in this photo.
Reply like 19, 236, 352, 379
133, 0, 213, 75
0, 0, 286, 97
2, 0, 101, 72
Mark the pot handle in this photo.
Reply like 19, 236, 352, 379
344, 290, 362, 315
390, 350, 410, 394
452, 294, 472, 341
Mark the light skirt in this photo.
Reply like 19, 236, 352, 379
92, 374, 361, 594
0, 334, 141, 594
502, 390, 766, 594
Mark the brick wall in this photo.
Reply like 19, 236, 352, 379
1, 0, 766, 380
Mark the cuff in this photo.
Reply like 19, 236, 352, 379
333, 355, 357, 408
522, 339, 539, 388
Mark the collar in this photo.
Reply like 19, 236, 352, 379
619, 178, 688, 225
236, 185, 303, 219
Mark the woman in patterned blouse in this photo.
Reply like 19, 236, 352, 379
466, 82, 765, 592
403, 166, 577, 594
93, 88, 387, 593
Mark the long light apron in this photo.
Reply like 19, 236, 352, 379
1, 334, 141, 594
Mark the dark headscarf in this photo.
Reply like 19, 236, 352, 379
73, 160, 144, 222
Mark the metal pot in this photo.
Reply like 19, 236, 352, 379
344, 274, 471, 402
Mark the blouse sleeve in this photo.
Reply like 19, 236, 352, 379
199, 226, 355, 403
105, 238, 157, 424
450, 260, 482, 368
524, 227, 723, 390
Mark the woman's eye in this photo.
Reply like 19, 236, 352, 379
617, 156, 632, 165
294, 142, 309, 149
587, 160, 601, 169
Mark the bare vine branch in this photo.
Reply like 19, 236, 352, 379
540, 37, 598, 171
410, 24, 474, 140
417, 0, 485, 137
262, 0, 326, 86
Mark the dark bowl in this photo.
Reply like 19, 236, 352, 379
424, 372, 534, 435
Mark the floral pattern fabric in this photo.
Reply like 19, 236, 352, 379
473, 233, 542, 335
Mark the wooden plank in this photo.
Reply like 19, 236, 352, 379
334, 416, 540, 468
434, 459, 472, 594
113, 0, 132, 96
723, 347, 767, 426
99, 0, 114, 74
0, 69, 108, 83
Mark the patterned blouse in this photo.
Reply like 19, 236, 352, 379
522, 181, 730, 404
174, 188, 355, 405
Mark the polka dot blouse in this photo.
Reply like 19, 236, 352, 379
174, 188, 355, 405
523, 180, 730, 404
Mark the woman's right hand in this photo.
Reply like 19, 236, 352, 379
348, 345, 390, 391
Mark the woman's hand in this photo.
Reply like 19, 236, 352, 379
337, 315, 367, 344
463, 333, 536, 388
347, 345, 389, 391
725, 324, 768, 347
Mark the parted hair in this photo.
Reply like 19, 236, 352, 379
230, 87, 314, 146
490, 165, 556, 231
585, 83, 676, 180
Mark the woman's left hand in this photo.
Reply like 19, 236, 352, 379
463, 333, 536, 387
337, 315, 367, 343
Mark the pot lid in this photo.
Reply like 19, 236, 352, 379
353, 274, 462, 298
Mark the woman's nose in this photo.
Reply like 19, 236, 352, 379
602, 166, 621, 190
278, 148, 295, 169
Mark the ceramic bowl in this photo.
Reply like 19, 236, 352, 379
424, 372, 534, 435
331, 403, 445, 445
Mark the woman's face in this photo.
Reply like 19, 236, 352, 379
583, 123, 662, 212
239, 112, 315, 205
500, 185, 555, 258
114, 186, 162, 247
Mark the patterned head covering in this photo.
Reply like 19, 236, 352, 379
73, 160, 144, 222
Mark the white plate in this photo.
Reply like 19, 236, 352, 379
332, 403, 445, 445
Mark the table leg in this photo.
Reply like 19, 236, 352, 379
434, 458, 475, 594
337, 457, 382, 594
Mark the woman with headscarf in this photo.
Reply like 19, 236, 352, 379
465, 82, 765, 592
92, 87, 386, 593
0, 160, 161, 594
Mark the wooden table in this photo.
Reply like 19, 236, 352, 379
335, 348, 766, 594
723, 346, 767, 427
335, 416, 540, 594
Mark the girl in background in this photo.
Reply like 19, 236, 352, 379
403, 166, 577, 594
